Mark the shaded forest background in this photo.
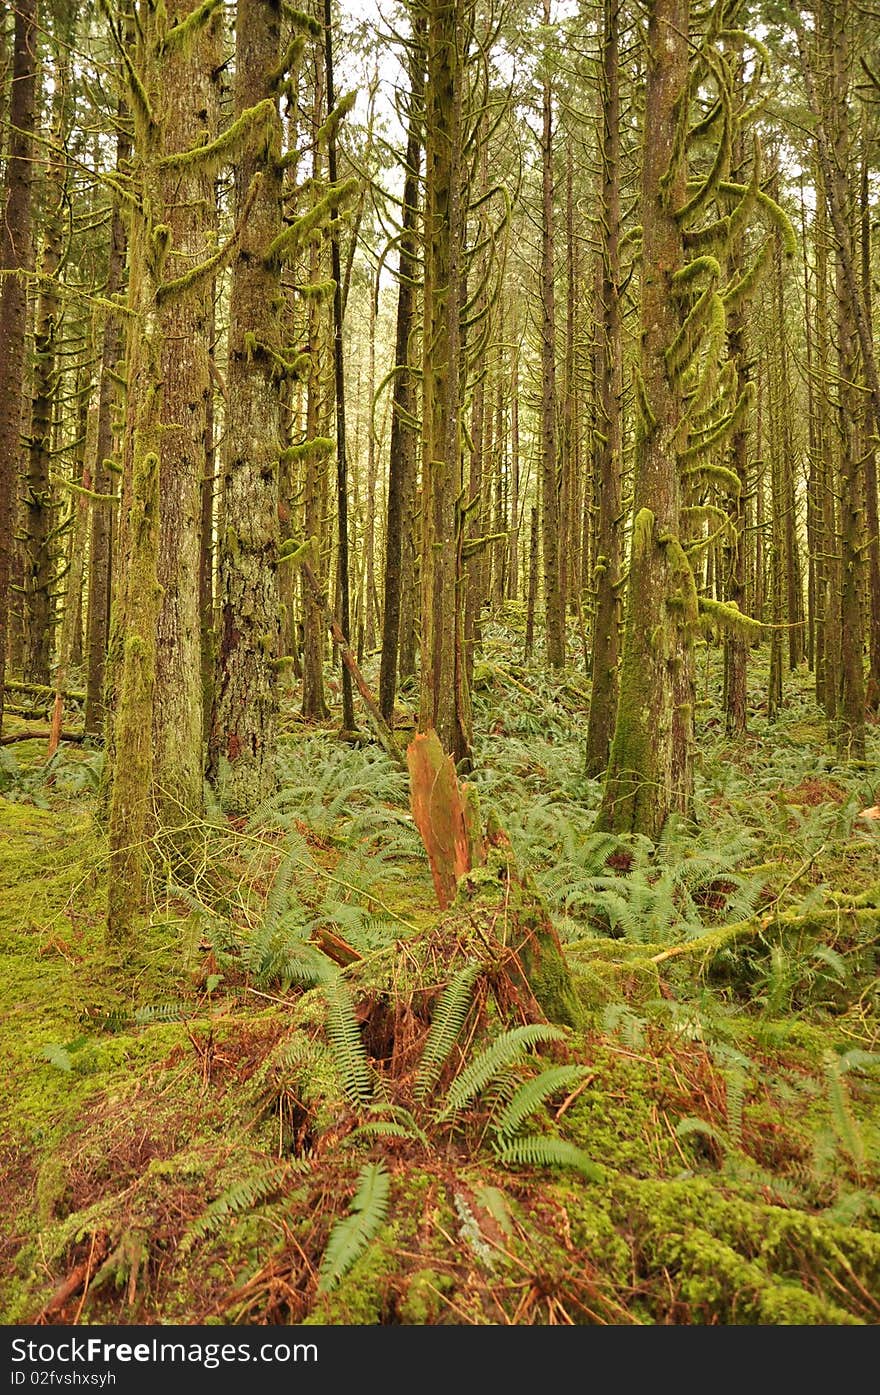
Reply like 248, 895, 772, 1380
0, 0, 879, 1327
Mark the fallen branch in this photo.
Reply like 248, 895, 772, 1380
647, 905, 880, 967
1, 727, 86, 746
33, 1232, 110, 1323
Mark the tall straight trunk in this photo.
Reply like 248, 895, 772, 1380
774, 227, 803, 670
418, 0, 471, 764
595, 0, 692, 837
0, 0, 37, 730
22, 79, 66, 687
814, 186, 838, 715
200, 284, 216, 740
492, 373, 506, 608
301, 60, 329, 721
85, 116, 130, 739
826, 5, 865, 757
464, 282, 486, 695
324, 0, 355, 734
107, 0, 222, 936
507, 335, 520, 599
801, 180, 819, 677
151, 1, 220, 823
767, 340, 785, 722
525, 504, 538, 659
584, 0, 623, 776
723, 64, 750, 738
208, 0, 284, 811
379, 22, 423, 718
539, 0, 565, 668
562, 139, 579, 612
860, 127, 880, 703
363, 268, 378, 652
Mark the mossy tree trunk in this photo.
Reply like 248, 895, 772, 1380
595, 0, 691, 836
539, 0, 565, 670
722, 63, 749, 739
0, 0, 37, 733
85, 116, 130, 740
324, 0, 356, 736
151, 0, 222, 825
825, 3, 865, 759
22, 75, 66, 689
378, 22, 423, 721
107, 0, 233, 936
859, 130, 880, 707
301, 58, 330, 723
596, 3, 789, 834
584, 0, 623, 777
418, 0, 472, 766
208, 0, 285, 811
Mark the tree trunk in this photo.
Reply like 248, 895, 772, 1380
584, 0, 623, 776
0, 0, 38, 732
378, 24, 423, 720
595, 0, 692, 837
85, 117, 130, 740
418, 0, 471, 766
208, 0, 284, 811
539, 0, 565, 669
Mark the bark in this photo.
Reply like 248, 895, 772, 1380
539, 0, 565, 669
418, 0, 471, 765
324, 0, 355, 734
380, 89, 421, 720
301, 60, 330, 722
22, 82, 66, 687
151, 0, 220, 824
595, 0, 692, 837
85, 119, 130, 739
723, 63, 750, 738
584, 0, 623, 776
0, 0, 38, 732
208, 0, 284, 811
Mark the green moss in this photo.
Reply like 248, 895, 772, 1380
397, 1267, 455, 1323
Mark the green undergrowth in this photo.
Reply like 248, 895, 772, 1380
1, 636, 878, 1324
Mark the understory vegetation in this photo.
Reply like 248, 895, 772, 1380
1, 621, 878, 1326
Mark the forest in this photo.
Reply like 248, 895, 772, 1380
0, 0, 879, 1330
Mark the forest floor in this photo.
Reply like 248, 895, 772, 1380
1, 615, 879, 1326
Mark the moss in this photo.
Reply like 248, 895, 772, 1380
397, 1267, 455, 1323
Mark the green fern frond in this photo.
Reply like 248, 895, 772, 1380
824, 1053, 866, 1174
675, 1116, 729, 1154
439, 1025, 564, 1119
318, 1162, 390, 1292
40, 1043, 73, 1072
415, 962, 482, 1100
179, 1162, 296, 1254
494, 1134, 603, 1180
324, 982, 373, 1109
350, 1119, 427, 1145
495, 1066, 588, 1140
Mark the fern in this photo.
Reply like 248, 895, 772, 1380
675, 1116, 728, 1155
318, 1162, 390, 1291
324, 981, 373, 1108
40, 1043, 73, 1072
494, 1134, 604, 1180
415, 962, 482, 1100
439, 1025, 564, 1119
495, 1065, 587, 1139
824, 1053, 866, 1174
179, 1162, 295, 1254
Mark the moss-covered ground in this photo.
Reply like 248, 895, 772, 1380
1, 626, 878, 1325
